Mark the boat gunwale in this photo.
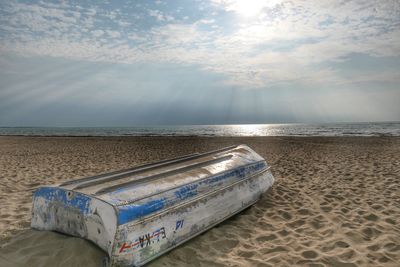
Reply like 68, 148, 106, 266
61, 145, 238, 189
114, 159, 268, 206
115, 164, 271, 227
59, 153, 199, 187
94, 154, 234, 195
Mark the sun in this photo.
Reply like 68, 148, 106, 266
230, 0, 267, 17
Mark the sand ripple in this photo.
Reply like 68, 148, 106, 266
0, 136, 399, 266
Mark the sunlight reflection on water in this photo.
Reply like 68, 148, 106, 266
0, 122, 399, 137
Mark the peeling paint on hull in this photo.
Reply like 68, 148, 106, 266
31, 145, 274, 266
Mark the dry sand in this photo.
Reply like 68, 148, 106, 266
0, 136, 399, 266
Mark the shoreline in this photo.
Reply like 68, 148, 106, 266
1, 134, 399, 138
1, 136, 399, 266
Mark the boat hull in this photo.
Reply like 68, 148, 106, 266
112, 168, 274, 266
30, 145, 275, 266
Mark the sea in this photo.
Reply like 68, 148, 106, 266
0, 122, 399, 137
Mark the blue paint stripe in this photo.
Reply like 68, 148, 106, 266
117, 162, 266, 224
34, 187, 92, 214
118, 199, 165, 225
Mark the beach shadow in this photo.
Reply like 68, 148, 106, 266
0, 230, 107, 267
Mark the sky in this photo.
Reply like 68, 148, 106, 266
0, 0, 399, 126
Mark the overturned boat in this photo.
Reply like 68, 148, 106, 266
31, 145, 274, 266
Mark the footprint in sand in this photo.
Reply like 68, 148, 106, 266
301, 250, 319, 259
383, 242, 400, 252
361, 226, 382, 240
335, 240, 350, 248
256, 233, 277, 243
363, 213, 378, 221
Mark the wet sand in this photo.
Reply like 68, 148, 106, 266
0, 136, 399, 266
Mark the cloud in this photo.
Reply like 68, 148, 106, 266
106, 30, 121, 38
148, 9, 174, 22
91, 29, 104, 37
210, 0, 281, 17
0, 0, 399, 89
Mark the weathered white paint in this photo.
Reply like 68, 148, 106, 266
31, 190, 117, 255
31, 145, 275, 266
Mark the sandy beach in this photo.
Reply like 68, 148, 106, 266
0, 136, 399, 266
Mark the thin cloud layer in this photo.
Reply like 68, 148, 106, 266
1, 0, 399, 88
0, 0, 399, 126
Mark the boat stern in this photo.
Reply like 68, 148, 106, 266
31, 186, 118, 256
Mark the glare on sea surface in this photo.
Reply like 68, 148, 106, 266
234, 124, 266, 136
